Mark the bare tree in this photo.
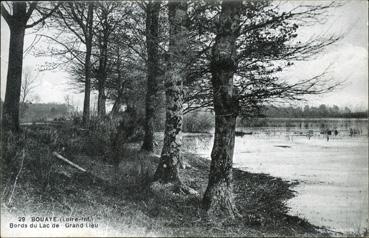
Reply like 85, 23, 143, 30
20, 68, 39, 104
94, 2, 131, 118
42, 2, 143, 120
1, 1, 59, 131
64, 95, 75, 114
19, 68, 39, 118
52, 2, 94, 125
107, 45, 146, 117
105, 3, 147, 117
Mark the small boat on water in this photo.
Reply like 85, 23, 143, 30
235, 131, 253, 137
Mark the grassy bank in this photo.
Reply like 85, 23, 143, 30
1, 124, 335, 237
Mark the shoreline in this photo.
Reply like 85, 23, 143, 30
1, 124, 349, 237
1, 144, 337, 237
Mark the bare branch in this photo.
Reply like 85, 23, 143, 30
1, 3, 13, 25
26, 2, 61, 28
25, 1, 38, 21
56, 8, 86, 44
37, 34, 84, 65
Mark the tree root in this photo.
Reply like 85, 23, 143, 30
150, 181, 200, 200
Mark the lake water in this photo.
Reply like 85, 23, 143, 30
181, 118, 369, 234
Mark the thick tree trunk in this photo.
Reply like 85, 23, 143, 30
203, 114, 238, 217
2, 25, 26, 132
142, 1, 160, 152
82, 4, 94, 125
202, 1, 241, 219
153, 2, 188, 183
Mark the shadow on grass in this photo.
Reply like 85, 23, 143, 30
68, 150, 326, 236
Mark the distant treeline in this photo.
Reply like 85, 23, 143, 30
1, 101, 367, 126
261, 105, 368, 119
19, 103, 71, 123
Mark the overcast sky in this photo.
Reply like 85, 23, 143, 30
1, 0, 368, 111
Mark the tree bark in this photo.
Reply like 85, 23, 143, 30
2, 22, 26, 132
142, 1, 161, 152
97, 48, 107, 118
202, 1, 241, 219
82, 3, 94, 125
97, 84, 106, 117
110, 48, 124, 117
96, 10, 109, 118
153, 1, 188, 183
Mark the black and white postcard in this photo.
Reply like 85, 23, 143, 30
1, 1, 368, 237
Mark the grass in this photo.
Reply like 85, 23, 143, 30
1, 122, 342, 237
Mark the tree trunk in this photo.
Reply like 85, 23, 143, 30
82, 50, 91, 125
82, 4, 94, 125
202, 1, 241, 219
2, 25, 26, 132
153, 1, 188, 183
97, 84, 106, 117
96, 14, 109, 118
97, 50, 107, 118
111, 95, 122, 116
142, 1, 161, 152
110, 48, 123, 117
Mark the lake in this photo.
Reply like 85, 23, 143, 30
181, 118, 369, 234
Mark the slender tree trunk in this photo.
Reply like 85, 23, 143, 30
153, 1, 188, 183
142, 1, 160, 152
202, 1, 241, 218
82, 48, 92, 125
82, 4, 94, 125
97, 84, 106, 117
97, 21, 108, 118
110, 48, 123, 117
111, 95, 122, 116
97, 51, 107, 118
2, 25, 26, 132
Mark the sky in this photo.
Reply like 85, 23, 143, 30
1, 0, 368, 111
